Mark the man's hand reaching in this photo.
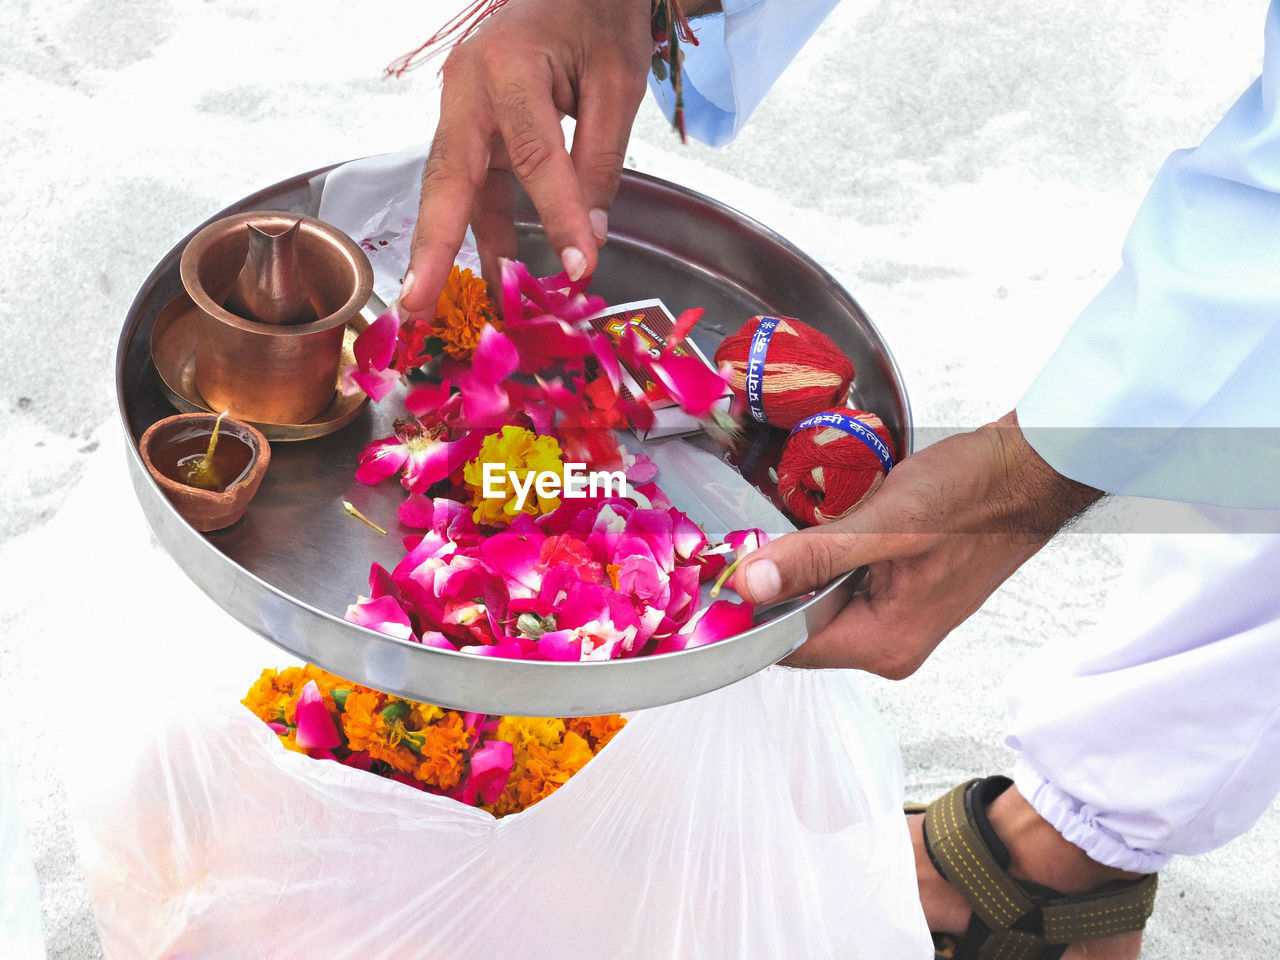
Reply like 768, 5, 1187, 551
734, 412, 1103, 678
399, 0, 654, 318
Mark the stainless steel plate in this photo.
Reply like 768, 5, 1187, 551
117, 162, 912, 716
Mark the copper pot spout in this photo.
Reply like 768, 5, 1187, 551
223, 219, 313, 325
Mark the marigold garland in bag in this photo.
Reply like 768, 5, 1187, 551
242, 664, 625, 816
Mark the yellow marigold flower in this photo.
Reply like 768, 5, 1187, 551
432, 265, 498, 361
462, 426, 565, 526
412, 703, 445, 727
497, 716, 566, 757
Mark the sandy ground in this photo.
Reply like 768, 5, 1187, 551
2, 0, 1277, 956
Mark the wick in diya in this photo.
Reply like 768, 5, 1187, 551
151, 411, 254, 493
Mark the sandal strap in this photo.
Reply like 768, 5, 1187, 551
922, 777, 1158, 960
1039, 880, 1159, 943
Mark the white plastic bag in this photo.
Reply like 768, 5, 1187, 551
1, 725, 47, 960
54, 424, 931, 955
52, 430, 932, 959
74, 666, 929, 959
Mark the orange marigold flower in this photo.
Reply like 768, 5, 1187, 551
413, 712, 472, 791
340, 690, 387, 754
432, 265, 498, 361
302, 664, 351, 691
550, 731, 595, 779
367, 738, 422, 777
241, 668, 291, 724
566, 714, 627, 750
346, 697, 437, 778
268, 666, 312, 725
276, 665, 309, 690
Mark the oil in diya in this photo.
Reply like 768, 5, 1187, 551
153, 412, 254, 493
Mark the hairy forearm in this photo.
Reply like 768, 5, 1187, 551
984, 410, 1103, 537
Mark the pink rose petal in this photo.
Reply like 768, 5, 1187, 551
345, 594, 415, 641
354, 308, 399, 371
681, 599, 754, 648
625, 453, 659, 485
354, 436, 410, 485
725, 528, 770, 558
671, 511, 707, 560
404, 379, 454, 417
590, 332, 623, 391
667, 307, 704, 349
463, 739, 514, 806
402, 431, 485, 493
650, 353, 731, 418
534, 629, 585, 661
471, 324, 519, 383
294, 680, 341, 750
352, 366, 401, 403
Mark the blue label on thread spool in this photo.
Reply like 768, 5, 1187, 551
791, 411, 895, 475
745, 317, 782, 423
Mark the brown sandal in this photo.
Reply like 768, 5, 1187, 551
912, 776, 1158, 960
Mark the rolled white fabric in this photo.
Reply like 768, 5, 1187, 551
1006, 503, 1280, 872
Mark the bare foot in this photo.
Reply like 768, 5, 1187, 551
910, 784, 1149, 959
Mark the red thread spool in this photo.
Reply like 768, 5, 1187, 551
713, 316, 855, 429
778, 408, 893, 526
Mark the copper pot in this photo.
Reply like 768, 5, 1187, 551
180, 211, 374, 425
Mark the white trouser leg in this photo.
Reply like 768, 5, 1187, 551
1004, 505, 1280, 874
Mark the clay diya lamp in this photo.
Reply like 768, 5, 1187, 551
139, 412, 272, 532
180, 211, 374, 425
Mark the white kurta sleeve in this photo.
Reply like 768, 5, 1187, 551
1017, 2, 1280, 508
647, 0, 841, 146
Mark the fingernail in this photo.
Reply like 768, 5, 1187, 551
400, 269, 416, 303
589, 208, 609, 242
743, 559, 781, 603
561, 246, 587, 281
